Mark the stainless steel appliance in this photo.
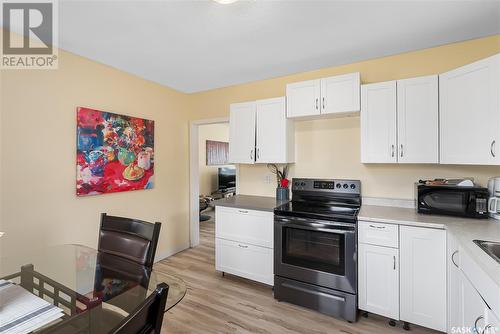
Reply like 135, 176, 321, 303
274, 178, 361, 322
487, 177, 500, 220
416, 182, 489, 218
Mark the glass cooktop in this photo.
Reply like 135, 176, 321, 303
274, 201, 359, 222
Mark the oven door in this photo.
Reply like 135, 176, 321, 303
274, 215, 356, 294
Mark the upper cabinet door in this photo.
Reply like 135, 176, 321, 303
397, 75, 439, 163
321, 72, 360, 115
361, 81, 397, 163
286, 79, 321, 118
440, 54, 500, 165
228, 102, 256, 164
255, 97, 294, 164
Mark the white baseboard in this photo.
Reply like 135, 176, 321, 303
362, 196, 415, 209
154, 241, 190, 263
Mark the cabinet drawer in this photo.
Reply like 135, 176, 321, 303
358, 221, 399, 248
216, 206, 273, 248
215, 238, 273, 285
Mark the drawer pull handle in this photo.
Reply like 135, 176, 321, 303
369, 225, 385, 229
238, 210, 248, 214
451, 250, 459, 268
238, 244, 248, 248
393, 255, 396, 270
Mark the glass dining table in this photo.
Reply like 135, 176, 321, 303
0, 244, 187, 333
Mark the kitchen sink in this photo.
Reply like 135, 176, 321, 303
473, 240, 500, 264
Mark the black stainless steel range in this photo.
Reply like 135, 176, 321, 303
274, 178, 361, 322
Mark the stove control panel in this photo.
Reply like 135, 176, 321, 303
292, 178, 361, 194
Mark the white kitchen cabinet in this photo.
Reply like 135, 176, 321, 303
440, 54, 500, 165
358, 243, 400, 320
216, 238, 273, 286
286, 73, 360, 119
321, 73, 360, 116
228, 101, 256, 164
358, 221, 399, 248
229, 97, 294, 164
400, 226, 447, 332
397, 75, 439, 163
255, 97, 295, 163
361, 81, 397, 163
361, 76, 439, 164
460, 270, 488, 334
216, 206, 273, 248
286, 79, 321, 118
215, 206, 274, 285
447, 233, 462, 333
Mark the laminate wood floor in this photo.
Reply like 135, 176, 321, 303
154, 211, 440, 334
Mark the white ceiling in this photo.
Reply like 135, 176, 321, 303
11, 1, 500, 92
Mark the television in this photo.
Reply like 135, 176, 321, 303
218, 167, 236, 190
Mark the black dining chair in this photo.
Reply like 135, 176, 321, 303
110, 282, 169, 334
98, 213, 161, 269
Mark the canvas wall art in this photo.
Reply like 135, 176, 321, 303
76, 107, 154, 196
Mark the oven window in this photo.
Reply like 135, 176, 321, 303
282, 227, 345, 275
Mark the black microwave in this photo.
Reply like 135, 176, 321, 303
416, 184, 489, 218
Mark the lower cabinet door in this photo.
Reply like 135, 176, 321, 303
460, 270, 488, 334
400, 226, 447, 332
358, 243, 400, 320
215, 238, 273, 285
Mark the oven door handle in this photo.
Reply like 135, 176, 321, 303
277, 221, 355, 234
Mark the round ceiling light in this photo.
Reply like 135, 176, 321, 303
213, 0, 239, 4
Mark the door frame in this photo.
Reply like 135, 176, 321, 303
189, 117, 239, 247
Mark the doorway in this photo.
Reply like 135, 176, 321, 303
189, 118, 238, 247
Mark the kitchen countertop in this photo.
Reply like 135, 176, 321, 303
213, 195, 288, 212
360, 205, 500, 287
214, 196, 500, 288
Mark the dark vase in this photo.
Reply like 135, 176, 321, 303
276, 187, 289, 201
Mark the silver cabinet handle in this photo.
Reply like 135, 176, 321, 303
491, 140, 496, 157
238, 210, 248, 214
238, 244, 248, 248
391, 144, 395, 157
474, 315, 484, 334
451, 250, 459, 268
322, 97, 325, 110
400, 144, 404, 158
256, 148, 260, 160
393, 255, 396, 270
315, 98, 319, 110
250, 149, 254, 160
369, 224, 385, 229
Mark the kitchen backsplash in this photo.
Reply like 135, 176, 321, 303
238, 117, 500, 200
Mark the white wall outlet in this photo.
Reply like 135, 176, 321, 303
265, 175, 273, 184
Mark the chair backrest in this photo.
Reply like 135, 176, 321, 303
110, 283, 169, 334
98, 213, 161, 268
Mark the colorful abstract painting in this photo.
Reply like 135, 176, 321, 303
76, 107, 154, 196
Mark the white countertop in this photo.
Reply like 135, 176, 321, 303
360, 205, 500, 287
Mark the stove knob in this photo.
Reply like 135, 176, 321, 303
350, 184, 356, 189
301, 182, 306, 186
336, 183, 342, 188
343, 184, 348, 189
294, 182, 299, 187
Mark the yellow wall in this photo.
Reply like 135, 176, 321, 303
1, 32, 500, 260
0, 36, 191, 258
198, 123, 230, 196
189, 35, 500, 199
